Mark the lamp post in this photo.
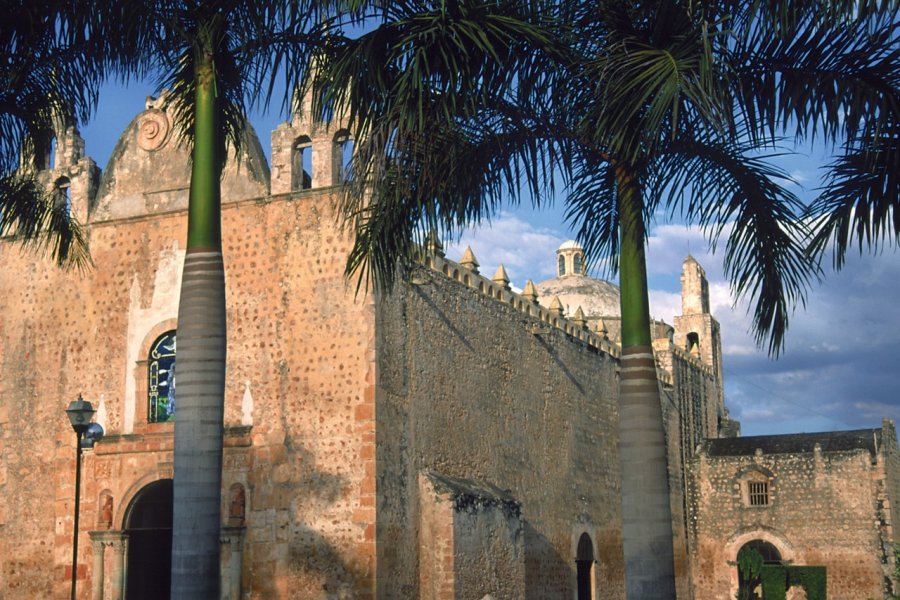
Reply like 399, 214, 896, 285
66, 395, 104, 600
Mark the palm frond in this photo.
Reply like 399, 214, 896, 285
563, 157, 620, 276
343, 99, 560, 290
808, 126, 900, 267
650, 135, 818, 356
729, 7, 900, 147
578, 0, 726, 163
311, 0, 566, 289
0, 174, 90, 269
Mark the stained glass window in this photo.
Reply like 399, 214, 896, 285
148, 330, 176, 422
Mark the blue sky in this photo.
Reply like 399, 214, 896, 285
82, 79, 900, 438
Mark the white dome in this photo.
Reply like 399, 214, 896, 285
535, 273, 620, 318
558, 240, 583, 251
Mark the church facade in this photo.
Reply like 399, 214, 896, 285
0, 95, 897, 599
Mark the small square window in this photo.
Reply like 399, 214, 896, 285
748, 481, 769, 506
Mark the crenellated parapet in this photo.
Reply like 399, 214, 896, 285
417, 242, 728, 380
669, 342, 715, 379
418, 244, 621, 358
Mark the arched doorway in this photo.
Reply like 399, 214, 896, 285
125, 479, 173, 600
737, 539, 782, 599
576, 532, 595, 600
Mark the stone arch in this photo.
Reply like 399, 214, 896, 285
123, 478, 174, 600
726, 527, 795, 563
332, 128, 353, 184
734, 464, 776, 480
291, 135, 313, 191
53, 175, 71, 212
686, 331, 700, 355
726, 527, 796, 598
115, 470, 174, 530
137, 318, 179, 357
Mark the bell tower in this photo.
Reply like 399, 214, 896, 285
674, 255, 723, 385
38, 126, 100, 225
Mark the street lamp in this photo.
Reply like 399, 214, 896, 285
66, 394, 104, 600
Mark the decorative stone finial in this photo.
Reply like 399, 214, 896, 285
549, 296, 565, 317
596, 318, 609, 339
492, 265, 510, 291
459, 246, 480, 274
521, 280, 538, 304
425, 231, 445, 258
572, 307, 587, 329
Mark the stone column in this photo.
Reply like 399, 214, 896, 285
110, 536, 128, 600
88, 531, 128, 600
89, 536, 105, 600
220, 527, 245, 600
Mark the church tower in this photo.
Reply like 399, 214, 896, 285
37, 125, 100, 225
674, 255, 723, 387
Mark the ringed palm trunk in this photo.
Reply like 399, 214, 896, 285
170, 40, 226, 599
616, 165, 676, 598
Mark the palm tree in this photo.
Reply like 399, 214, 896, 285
78, 2, 334, 596
1, 2, 93, 267
313, 1, 900, 597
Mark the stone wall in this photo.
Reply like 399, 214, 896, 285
0, 92, 731, 600
0, 187, 377, 599
375, 262, 626, 599
690, 437, 894, 600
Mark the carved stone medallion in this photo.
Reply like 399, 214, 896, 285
136, 109, 171, 151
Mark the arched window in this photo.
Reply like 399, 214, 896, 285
573, 252, 583, 275
48, 137, 57, 169
54, 176, 71, 216
291, 136, 313, 191
558, 254, 566, 276
686, 331, 700, 355
333, 130, 353, 184
148, 330, 176, 423
576, 532, 595, 600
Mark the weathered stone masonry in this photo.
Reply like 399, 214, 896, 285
1, 90, 896, 600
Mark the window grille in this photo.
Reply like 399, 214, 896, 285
748, 481, 769, 506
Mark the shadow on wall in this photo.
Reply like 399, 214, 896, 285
524, 522, 572, 600
248, 436, 363, 596
288, 523, 364, 597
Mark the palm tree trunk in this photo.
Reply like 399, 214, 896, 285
616, 164, 676, 598
170, 37, 226, 599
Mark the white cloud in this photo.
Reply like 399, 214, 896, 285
648, 290, 680, 324
445, 209, 900, 439
445, 211, 566, 286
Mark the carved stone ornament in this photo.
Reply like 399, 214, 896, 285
136, 109, 171, 151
